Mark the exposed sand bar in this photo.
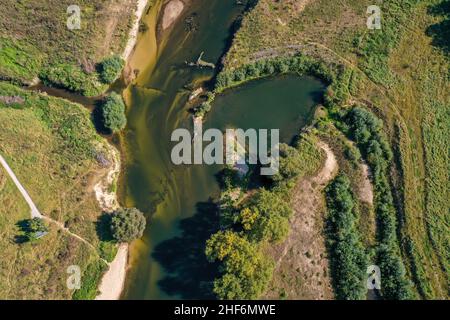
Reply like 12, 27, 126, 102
162, 0, 185, 30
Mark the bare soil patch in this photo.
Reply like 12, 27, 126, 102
264, 142, 337, 300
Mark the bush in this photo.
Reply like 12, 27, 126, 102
72, 260, 107, 300
269, 143, 304, 183
342, 106, 414, 299
98, 55, 124, 84
110, 208, 146, 243
40, 63, 104, 96
325, 175, 368, 300
101, 92, 127, 133
214, 53, 333, 94
194, 101, 211, 118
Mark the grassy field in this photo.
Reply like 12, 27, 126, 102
221, 0, 449, 299
0, 0, 136, 91
0, 82, 117, 299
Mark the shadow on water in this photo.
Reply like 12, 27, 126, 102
426, 0, 450, 57
152, 199, 221, 299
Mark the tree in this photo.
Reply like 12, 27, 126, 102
205, 230, 274, 299
247, 211, 290, 243
99, 55, 124, 84
269, 143, 303, 183
238, 207, 259, 231
236, 189, 292, 243
110, 208, 146, 243
24, 217, 48, 241
101, 92, 127, 133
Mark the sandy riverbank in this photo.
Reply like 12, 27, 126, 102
122, 0, 149, 61
94, 143, 128, 300
95, 244, 129, 300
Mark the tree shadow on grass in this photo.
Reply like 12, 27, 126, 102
152, 199, 221, 299
14, 219, 31, 244
91, 99, 112, 135
426, 0, 450, 57
96, 212, 114, 242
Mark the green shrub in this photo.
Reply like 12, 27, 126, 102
214, 53, 334, 94
40, 64, 104, 96
72, 260, 107, 300
101, 92, 127, 133
194, 101, 212, 118
343, 106, 414, 299
110, 208, 146, 243
99, 55, 124, 84
269, 143, 305, 183
326, 175, 368, 300
98, 241, 118, 263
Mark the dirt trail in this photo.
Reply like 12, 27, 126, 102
0, 153, 105, 261
265, 141, 337, 300
0, 154, 42, 219
358, 162, 374, 205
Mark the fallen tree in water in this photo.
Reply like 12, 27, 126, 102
186, 52, 215, 69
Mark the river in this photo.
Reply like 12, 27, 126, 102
120, 0, 324, 299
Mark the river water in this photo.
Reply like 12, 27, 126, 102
120, 0, 324, 299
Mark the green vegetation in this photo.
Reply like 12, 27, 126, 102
0, 0, 137, 93
244, 189, 292, 243
0, 82, 114, 299
215, 54, 332, 93
325, 175, 367, 300
99, 55, 125, 84
101, 92, 127, 133
72, 260, 108, 300
206, 132, 324, 299
205, 230, 273, 300
0, 37, 44, 83
342, 107, 413, 299
356, 0, 421, 86
218, 0, 449, 299
110, 208, 146, 243
40, 63, 106, 97
24, 218, 49, 242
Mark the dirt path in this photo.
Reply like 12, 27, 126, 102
358, 162, 374, 205
0, 154, 42, 219
0, 153, 106, 263
264, 141, 337, 300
